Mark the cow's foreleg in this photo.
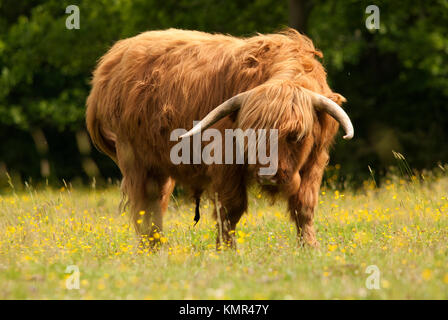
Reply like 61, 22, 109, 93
213, 178, 247, 249
289, 151, 328, 248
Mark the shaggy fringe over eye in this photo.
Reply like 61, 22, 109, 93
237, 80, 315, 141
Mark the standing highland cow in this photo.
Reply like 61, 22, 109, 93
86, 28, 353, 248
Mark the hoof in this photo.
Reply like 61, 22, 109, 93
299, 238, 320, 249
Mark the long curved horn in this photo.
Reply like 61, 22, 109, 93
180, 86, 354, 140
301, 87, 354, 140
179, 91, 249, 139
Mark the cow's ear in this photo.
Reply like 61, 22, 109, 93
329, 93, 347, 106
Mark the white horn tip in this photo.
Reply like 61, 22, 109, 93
179, 127, 201, 139
179, 133, 191, 139
343, 132, 354, 140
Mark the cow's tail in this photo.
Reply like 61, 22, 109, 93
86, 97, 117, 162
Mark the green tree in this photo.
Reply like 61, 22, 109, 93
0, 0, 447, 186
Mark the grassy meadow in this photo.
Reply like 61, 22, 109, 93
0, 165, 447, 299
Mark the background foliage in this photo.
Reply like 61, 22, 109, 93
0, 0, 447, 187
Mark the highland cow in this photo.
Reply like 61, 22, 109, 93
86, 28, 353, 248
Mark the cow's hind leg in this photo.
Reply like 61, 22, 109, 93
121, 171, 173, 248
117, 146, 171, 249
288, 151, 329, 248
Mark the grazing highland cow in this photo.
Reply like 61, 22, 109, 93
86, 28, 353, 248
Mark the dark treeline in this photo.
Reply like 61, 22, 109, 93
0, 0, 447, 188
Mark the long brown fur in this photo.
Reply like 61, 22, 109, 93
86, 28, 346, 248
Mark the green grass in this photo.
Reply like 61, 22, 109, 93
0, 170, 447, 299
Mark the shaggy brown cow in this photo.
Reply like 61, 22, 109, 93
86, 28, 353, 248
